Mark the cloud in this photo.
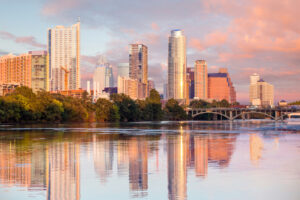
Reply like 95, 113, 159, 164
37, 0, 300, 102
0, 31, 46, 49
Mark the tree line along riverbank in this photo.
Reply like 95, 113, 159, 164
3, 86, 293, 123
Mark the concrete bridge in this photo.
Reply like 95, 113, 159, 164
187, 107, 300, 121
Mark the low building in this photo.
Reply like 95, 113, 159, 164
0, 83, 20, 96
118, 76, 138, 99
51, 89, 87, 98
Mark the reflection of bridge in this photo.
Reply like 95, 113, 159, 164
187, 107, 300, 121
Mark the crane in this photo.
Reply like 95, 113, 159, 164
60, 66, 70, 90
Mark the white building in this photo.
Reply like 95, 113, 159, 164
117, 63, 129, 78
249, 73, 274, 107
93, 58, 114, 100
168, 29, 187, 100
48, 21, 80, 91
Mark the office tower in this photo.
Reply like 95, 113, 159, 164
187, 67, 194, 99
30, 51, 49, 92
0, 53, 32, 87
163, 83, 168, 100
118, 76, 138, 100
129, 44, 148, 84
194, 60, 207, 99
129, 44, 148, 99
249, 74, 274, 107
118, 63, 130, 78
168, 29, 187, 101
93, 58, 114, 95
147, 80, 155, 96
48, 21, 80, 91
208, 68, 236, 103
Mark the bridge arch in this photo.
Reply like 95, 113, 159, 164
192, 111, 230, 120
232, 111, 275, 120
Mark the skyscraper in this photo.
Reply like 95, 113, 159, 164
194, 60, 208, 100
30, 51, 49, 92
168, 29, 187, 101
117, 63, 130, 78
249, 74, 274, 107
129, 44, 148, 84
93, 58, 114, 95
187, 67, 194, 99
129, 44, 148, 99
48, 21, 80, 91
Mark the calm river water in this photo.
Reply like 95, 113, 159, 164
0, 121, 299, 200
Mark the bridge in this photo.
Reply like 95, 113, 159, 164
187, 107, 300, 121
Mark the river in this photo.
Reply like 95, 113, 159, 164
0, 121, 299, 200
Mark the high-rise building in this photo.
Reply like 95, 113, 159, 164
48, 21, 80, 91
249, 74, 274, 107
0, 53, 32, 88
147, 80, 155, 96
93, 58, 114, 95
129, 44, 148, 84
163, 83, 168, 100
207, 68, 236, 103
117, 63, 130, 78
187, 67, 194, 99
29, 51, 49, 92
118, 76, 138, 100
194, 60, 208, 100
168, 29, 187, 101
129, 44, 148, 99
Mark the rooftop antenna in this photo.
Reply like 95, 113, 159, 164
77, 17, 80, 23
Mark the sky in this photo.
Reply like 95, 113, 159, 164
0, 0, 299, 103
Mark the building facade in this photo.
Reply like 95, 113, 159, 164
93, 62, 114, 95
187, 67, 194, 99
129, 44, 148, 84
0, 53, 32, 88
249, 74, 274, 107
118, 63, 130, 78
117, 76, 138, 100
48, 21, 80, 91
207, 68, 236, 103
30, 51, 49, 92
129, 44, 148, 99
168, 29, 187, 101
194, 60, 207, 100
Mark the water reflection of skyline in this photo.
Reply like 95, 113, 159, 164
0, 122, 289, 200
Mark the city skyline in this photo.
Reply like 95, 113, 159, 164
0, 0, 299, 103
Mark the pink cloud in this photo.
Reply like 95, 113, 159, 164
151, 22, 160, 31
0, 31, 46, 49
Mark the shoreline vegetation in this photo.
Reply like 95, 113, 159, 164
2, 86, 295, 124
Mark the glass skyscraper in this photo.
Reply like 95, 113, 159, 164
168, 30, 187, 100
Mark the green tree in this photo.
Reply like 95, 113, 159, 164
164, 99, 187, 120
108, 104, 120, 122
95, 98, 113, 122
111, 94, 140, 122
